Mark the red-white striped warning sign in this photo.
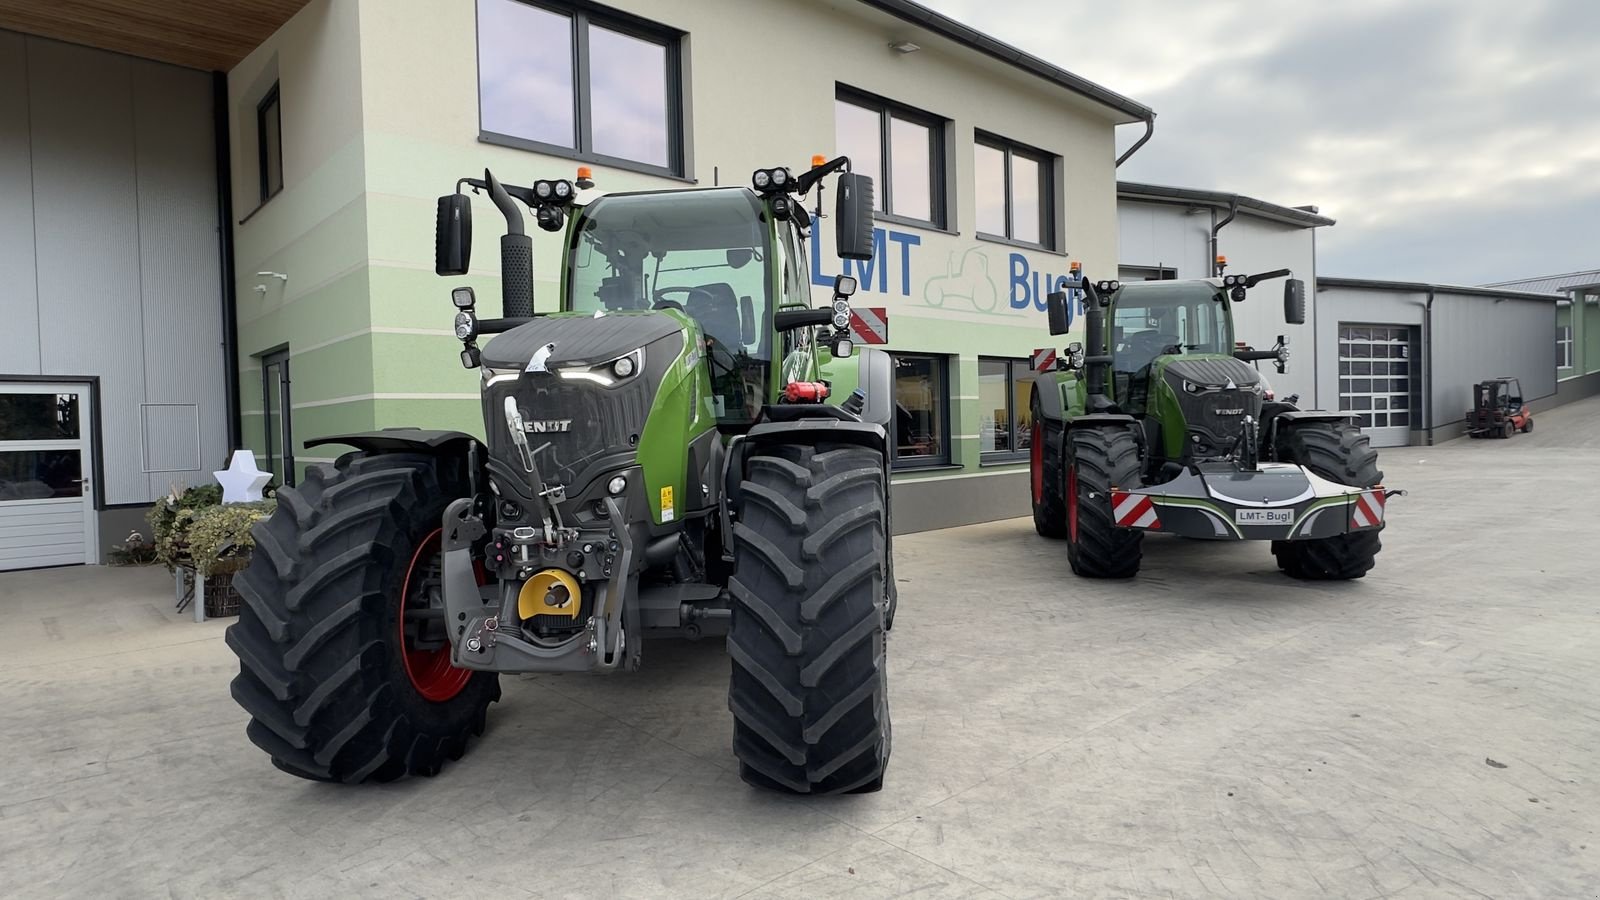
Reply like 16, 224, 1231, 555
848, 308, 889, 345
1350, 490, 1386, 529
1110, 490, 1161, 529
1031, 347, 1057, 373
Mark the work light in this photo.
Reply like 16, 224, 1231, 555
451, 286, 476, 309
454, 310, 476, 340
752, 169, 772, 190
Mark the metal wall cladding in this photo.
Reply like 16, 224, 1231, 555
0, 30, 224, 505
1163, 357, 1264, 456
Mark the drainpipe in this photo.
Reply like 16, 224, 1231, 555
212, 70, 242, 451
1209, 195, 1238, 276
1423, 290, 1435, 445
1114, 115, 1155, 168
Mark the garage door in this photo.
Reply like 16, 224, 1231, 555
0, 384, 97, 570
1338, 325, 1414, 448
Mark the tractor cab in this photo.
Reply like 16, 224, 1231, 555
565, 187, 787, 427
1107, 280, 1237, 418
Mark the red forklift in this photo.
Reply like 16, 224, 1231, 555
1466, 377, 1533, 438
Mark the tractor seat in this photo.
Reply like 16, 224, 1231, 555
685, 282, 743, 350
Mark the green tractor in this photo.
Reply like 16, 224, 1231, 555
225, 158, 898, 795
1029, 271, 1397, 579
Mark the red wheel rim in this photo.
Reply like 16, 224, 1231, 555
399, 528, 473, 702
1030, 421, 1044, 503
1067, 465, 1080, 543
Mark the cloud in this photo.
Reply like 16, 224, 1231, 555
920, 0, 1599, 284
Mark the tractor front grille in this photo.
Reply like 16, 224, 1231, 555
1163, 358, 1264, 459
485, 374, 655, 490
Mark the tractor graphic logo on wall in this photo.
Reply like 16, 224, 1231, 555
923, 248, 1000, 312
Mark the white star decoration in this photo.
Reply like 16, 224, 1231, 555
214, 449, 272, 503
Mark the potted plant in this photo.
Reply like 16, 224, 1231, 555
185, 499, 277, 617
147, 483, 223, 572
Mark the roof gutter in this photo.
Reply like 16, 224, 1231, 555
1114, 115, 1155, 168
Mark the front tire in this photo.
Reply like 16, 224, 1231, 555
1065, 426, 1143, 578
1272, 423, 1383, 580
728, 443, 890, 794
226, 452, 499, 783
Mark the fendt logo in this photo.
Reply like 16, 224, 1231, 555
1213, 408, 1245, 416
523, 419, 573, 433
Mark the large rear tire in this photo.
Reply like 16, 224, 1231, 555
1272, 422, 1383, 580
225, 452, 499, 783
728, 443, 890, 794
1030, 394, 1068, 538
1065, 426, 1143, 578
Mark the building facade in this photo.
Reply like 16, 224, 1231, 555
1487, 270, 1600, 405
0, 0, 1152, 570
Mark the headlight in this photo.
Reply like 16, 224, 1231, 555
832, 299, 849, 315
612, 355, 635, 378
454, 311, 476, 339
832, 311, 850, 329
607, 475, 627, 495
558, 348, 643, 386
1182, 379, 1204, 394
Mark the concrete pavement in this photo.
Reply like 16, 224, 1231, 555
3, 396, 1599, 898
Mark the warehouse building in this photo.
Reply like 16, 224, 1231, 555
0, 0, 1153, 569
1314, 279, 1563, 446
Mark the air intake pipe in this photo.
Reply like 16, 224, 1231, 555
484, 169, 534, 319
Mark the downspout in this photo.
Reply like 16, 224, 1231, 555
1114, 115, 1155, 168
212, 70, 242, 451
1423, 290, 1435, 445
1209, 195, 1238, 276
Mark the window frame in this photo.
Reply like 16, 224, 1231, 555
977, 357, 1037, 463
974, 131, 1054, 250
889, 352, 952, 470
256, 83, 282, 205
476, 0, 687, 179
1558, 324, 1573, 370
259, 348, 294, 487
835, 85, 949, 230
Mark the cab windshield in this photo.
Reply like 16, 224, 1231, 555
567, 188, 773, 424
1111, 281, 1233, 375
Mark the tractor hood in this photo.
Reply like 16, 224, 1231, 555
1156, 356, 1265, 460
481, 311, 686, 371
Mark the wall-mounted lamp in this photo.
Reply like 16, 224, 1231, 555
888, 40, 921, 54
256, 271, 288, 282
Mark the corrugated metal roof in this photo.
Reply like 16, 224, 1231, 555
1483, 269, 1600, 294
1117, 181, 1335, 229
1318, 277, 1564, 303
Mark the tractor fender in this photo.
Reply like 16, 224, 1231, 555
1033, 378, 1066, 425
853, 347, 895, 431
305, 428, 483, 459
1270, 410, 1355, 426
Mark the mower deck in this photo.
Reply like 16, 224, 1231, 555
1109, 462, 1390, 542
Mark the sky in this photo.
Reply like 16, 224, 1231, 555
920, 0, 1599, 285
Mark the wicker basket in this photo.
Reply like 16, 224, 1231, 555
202, 572, 242, 618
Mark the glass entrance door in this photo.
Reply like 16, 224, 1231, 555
0, 383, 97, 570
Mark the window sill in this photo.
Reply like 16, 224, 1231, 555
238, 187, 283, 225
976, 232, 1063, 256
873, 211, 957, 236
478, 132, 695, 184
891, 462, 962, 475
979, 454, 1028, 467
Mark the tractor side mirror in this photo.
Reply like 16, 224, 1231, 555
1045, 290, 1071, 336
435, 194, 472, 276
835, 172, 876, 261
1284, 278, 1306, 325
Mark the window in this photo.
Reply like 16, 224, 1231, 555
256, 83, 282, 204
477, 0, 683, 176
1558, 324, 1573, 370
835, 88, 946, 228
890, 354, 949, 467
974, 134, 1053, 248
260, 349, 294, 487
978, 359, 1037, 460
1119, 265, 1177, 282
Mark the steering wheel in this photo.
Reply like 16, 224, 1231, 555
651, 286, 701, 311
